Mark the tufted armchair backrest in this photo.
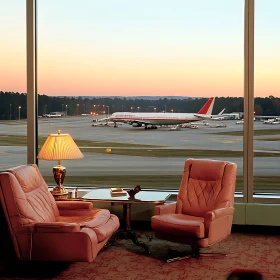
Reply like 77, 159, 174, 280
176, 159, 236, 217
0, 164, 59, 231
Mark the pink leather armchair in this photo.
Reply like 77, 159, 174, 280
151, 158, 237, 262
0, 164, 120, 262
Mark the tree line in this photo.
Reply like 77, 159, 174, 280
0, 91, 279, 120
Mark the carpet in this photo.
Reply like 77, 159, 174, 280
0, 232, 279, 280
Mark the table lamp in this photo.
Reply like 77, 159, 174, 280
37, 130, 84, 197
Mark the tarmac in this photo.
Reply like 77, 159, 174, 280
0, 116, 279, 178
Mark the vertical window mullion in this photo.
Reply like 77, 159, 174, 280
26, 0, 38, 164
244, 0, 255, 203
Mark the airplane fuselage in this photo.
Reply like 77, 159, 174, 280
108, 97, 215, 128
110, 112, 203, 126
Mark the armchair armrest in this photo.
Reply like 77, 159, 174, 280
34, 222, 80, 233
154, 202, 177, 215
56, 201, 93, 210
204, 207, 235, 236
204, 207, 235, 222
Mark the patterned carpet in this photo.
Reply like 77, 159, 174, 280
0, 232, 279, 280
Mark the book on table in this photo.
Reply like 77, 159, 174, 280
110, 187, 127, 196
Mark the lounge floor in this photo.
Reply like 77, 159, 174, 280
0, 229, 279, 280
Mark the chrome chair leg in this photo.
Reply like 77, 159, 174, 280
165, 246, 227, 263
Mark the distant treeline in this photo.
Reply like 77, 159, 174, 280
0, 91, 279, 120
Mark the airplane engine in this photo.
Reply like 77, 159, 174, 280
132, 123, 142, 127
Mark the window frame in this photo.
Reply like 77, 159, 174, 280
26, 0, 279, 204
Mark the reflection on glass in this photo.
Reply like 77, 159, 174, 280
254, 0, 280, 193
33, 1, 243, 195
0, 2, 27, 169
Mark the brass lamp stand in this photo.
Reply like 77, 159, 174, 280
51, 161, 68, 198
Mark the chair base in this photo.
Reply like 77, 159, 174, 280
166, 246, 227, 263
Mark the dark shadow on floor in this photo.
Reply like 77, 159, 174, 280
0, 261, 72, 279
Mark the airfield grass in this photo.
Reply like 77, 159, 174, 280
79, 148, 280, 157
0, 135, 161, 148
257, 137, 280, 141
212, 129, 280, 136
43, 175, 280, 191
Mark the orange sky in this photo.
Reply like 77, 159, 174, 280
1, 50, 278, 98
1, 1, 279, 98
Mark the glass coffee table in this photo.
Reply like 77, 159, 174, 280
82, 189, 171, 254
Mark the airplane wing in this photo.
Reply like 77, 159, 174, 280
218, 108, 226, 115
193, 114, 210, 119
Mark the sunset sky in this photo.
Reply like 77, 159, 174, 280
0, 0, 279, 98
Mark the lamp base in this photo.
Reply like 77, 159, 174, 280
52, 164, 67, 195
51, 191, 69, 200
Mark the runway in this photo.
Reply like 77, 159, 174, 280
0, 116, 279, 178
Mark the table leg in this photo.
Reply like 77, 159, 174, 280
123, 204, 150, 254
105, 203, 150, 255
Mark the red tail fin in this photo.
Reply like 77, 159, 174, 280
197, 97, 214, 114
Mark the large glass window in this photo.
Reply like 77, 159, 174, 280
0, 2, 27, 170
36, 0, 244, 193
254, 0, 280, 194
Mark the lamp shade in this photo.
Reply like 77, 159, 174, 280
37, 130, 84, 161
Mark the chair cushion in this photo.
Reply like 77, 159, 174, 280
152, 214, 205, 238
92, 214, 120, 242
56, 209, 113, 242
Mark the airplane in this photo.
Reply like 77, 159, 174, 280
43, 113, 62, 118
263, 118, 277, 124
210, 108, 226, 120
254, 115, 280, 121
263, 119, 280, 125
109, 97, 218, 129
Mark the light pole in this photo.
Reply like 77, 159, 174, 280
10, 104, 11, 120
66, 104, 68, 116
164, 105, 166, 113
154, 107, 157, 112
122, 105, 123, 112
106, 106, 110, 119
77, 104, 79, 115
44, 104, 47, 115
18, 106, 21, 120
62, 104, 64, 114
137, 106, 140, 112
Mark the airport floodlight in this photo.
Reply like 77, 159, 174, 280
18, 106, 21, 120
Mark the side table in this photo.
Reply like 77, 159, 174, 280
82, 189, 170, 254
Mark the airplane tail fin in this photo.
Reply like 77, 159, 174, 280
218, 108, 225, 115
197, 97, 215, 115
